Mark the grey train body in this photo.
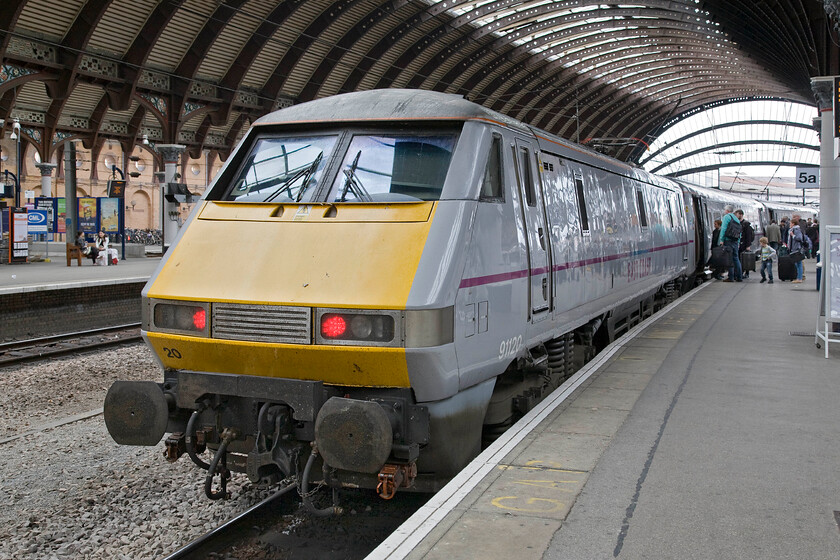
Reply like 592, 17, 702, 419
105, 89, 817, 496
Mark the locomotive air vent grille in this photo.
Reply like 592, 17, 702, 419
212, 303, 311, 344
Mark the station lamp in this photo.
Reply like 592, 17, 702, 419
9, 118, 20, 207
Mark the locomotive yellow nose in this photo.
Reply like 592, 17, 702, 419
146, 201, 436, 309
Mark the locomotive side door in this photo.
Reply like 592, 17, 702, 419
513, 139, 551, 321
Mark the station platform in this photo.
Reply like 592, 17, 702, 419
0, 251, 160, 295
0, 252, 161, 340
372, 260, 840, 560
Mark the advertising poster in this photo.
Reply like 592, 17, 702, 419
78, 197, 97, 232
56, 198, 66, 233
100, 198, 120, 232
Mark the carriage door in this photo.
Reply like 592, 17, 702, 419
514, 139, 551, 321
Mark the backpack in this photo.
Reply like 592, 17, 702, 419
724, 217, 741, 240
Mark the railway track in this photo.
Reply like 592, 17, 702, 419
165, 486, 429, 559
0, 324, 142, 368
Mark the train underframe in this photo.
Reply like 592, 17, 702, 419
105, 275, 693, 505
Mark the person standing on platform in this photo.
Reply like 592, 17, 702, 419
735, 209, 754, 278
765, 219, 781, 251
757, 236, 777, 284
709, 219, 724, 280
787, 217, 811, 283
779, 218, 790, 248
806, 219, 819, 259
719, 205, 742, 282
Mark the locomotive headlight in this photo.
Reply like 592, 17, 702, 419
350, 315, 372, 338
316, 309, 400, 346
149, 301, 210, 336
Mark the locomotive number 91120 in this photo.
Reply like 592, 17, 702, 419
499, 335, 523, 360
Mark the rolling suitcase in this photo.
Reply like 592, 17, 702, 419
778, 255, 797, 281
740, 251, 756, 272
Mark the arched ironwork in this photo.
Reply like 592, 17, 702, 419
0, 0, 832, 166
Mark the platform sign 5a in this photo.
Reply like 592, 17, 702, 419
795, 167, 819, 188
27, 209, 48, 233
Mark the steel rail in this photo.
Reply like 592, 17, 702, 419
0, 323, 142, 368
162, 483, 299, 560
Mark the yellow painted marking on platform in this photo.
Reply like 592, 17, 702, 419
491, 496, 565, 513
643, 329, 682, 339
497, 464, 581, 473
513, 479, 578, 490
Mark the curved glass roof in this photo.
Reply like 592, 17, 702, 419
637, 98, 819, 189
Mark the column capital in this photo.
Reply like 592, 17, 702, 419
155, 144, 186, 163
810, 77, 836, 110
35, 162, 57, 176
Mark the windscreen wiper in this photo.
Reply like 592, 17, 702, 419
265, 152, 323, 203
295, 152, 323, 202
338, 150, 371, 202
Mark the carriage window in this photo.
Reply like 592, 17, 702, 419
480, 135, 504, 202
520, 147, 536, 206
575, 176, 589, 233
636, 189, 648, 227
666, 198, 675, 228
223, 135, 338, 202
328, 133, 457, 202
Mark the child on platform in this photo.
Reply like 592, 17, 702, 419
757, 236, 777, 284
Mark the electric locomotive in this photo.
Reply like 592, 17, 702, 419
105, 89, 695, 500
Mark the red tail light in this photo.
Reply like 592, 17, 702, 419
193, 308, 206, 330
321, 315, 347, 338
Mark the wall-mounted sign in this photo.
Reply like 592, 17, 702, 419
795, 167, 819, 188
27, 210, 48, 233
107, 179, 126, 198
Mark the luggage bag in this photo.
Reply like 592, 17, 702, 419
710, 245, 731, 268
740, 251, 757, 272
778, 255, 797, 281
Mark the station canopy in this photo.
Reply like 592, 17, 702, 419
0, 0, 837, 170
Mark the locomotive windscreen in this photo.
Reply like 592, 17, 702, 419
329, 133, 458, 202
222, 135, 338, 203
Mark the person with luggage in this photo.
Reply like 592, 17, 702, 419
765, 219, 781, 251
735, 209, 754, 278
779, 217, 790, 247
709, 219, 725, 280
787, 217, 812, 283
718, 205, 742, 282
756, 236, 777, 284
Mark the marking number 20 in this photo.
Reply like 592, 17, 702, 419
499, 335, 522, 360
163, 347, 182, 359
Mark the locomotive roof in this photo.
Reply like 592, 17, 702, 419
253, 89, 531, 132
